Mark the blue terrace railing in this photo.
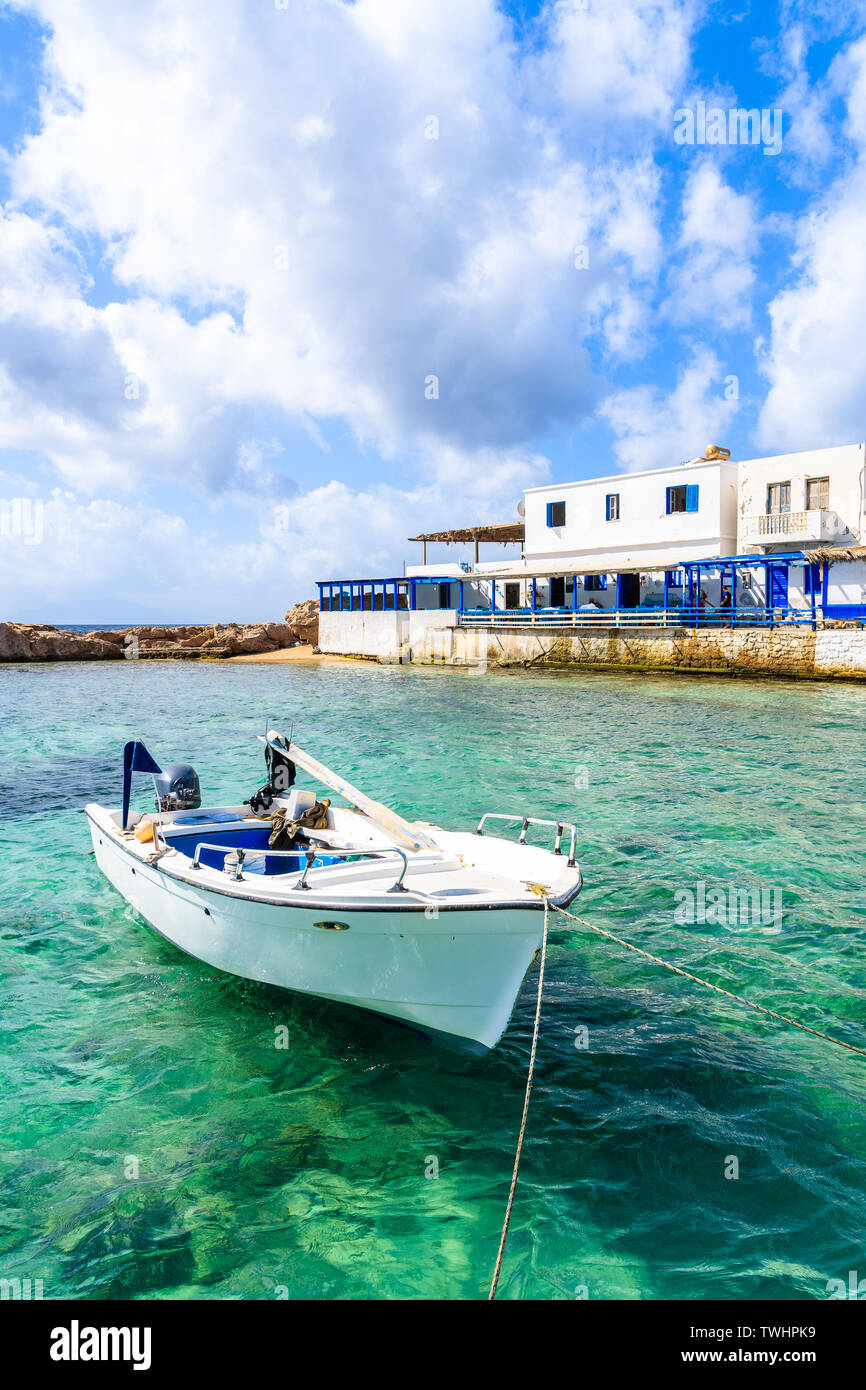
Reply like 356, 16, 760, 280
457, 605, 821, 629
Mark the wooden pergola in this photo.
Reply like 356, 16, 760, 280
408, 523, 525, 564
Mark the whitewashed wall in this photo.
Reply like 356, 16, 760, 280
318, 608, 458, 660
522, 460, 738, 570
737, 442, 865, 548
318, 610, 409, 658
827, 560, 866, 604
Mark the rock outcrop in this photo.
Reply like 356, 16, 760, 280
0, 623, 123, 662
0, 619, 300, 662
284, 599, 319, 646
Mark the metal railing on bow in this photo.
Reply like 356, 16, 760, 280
475, 813, 578, 867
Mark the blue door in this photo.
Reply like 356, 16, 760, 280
768, 564, 788, 609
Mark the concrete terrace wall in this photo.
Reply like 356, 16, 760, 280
318, 609, 409, 659
318, 609, 459, 661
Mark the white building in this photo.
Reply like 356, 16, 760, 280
738, 442, 865, 553
735, 443, 866, 611
317, 442, 866, 643
521, 455, 738, 573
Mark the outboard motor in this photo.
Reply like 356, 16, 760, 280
154, 762, 201, 812
249, 731, 296, 813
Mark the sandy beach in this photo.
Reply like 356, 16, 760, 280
228, 643, 351, 664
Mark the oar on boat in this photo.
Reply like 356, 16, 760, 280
258, 732, 439, 853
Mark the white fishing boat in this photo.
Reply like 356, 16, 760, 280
85, 731, 582, 1054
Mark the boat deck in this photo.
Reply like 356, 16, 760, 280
85, 802, 581, 911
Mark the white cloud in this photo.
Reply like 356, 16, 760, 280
663, 162, 756, 328
599, 348, 740, 472
0, 486, 276, 621
0, 442, 548, 619
545, 0, 696, 131
0, 0, 687, 490
757, 34, 866, 450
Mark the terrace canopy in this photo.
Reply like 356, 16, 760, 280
408, 523, 524, 564
317, 549, 863, 626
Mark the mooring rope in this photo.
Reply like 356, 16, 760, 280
488, 893, 866, 1300
487, 898, 551, 1301
549, 902, 866, 1058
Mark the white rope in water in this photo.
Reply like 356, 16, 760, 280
550, 901, 866, 1058
488, 898, 551, 1301
487, 893, 866, 1300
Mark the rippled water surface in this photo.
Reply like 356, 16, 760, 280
2, 658, 865, 1300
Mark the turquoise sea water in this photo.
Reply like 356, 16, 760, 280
2, 658, 866, 1301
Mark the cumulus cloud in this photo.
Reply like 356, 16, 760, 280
543, 0, 696, 132
758, 33, 866, 450
599, 348, 740, 472
1, 441, 545, 619
663, 162, 756, 328
1, 0, 682, 484
0, 486, 276, 621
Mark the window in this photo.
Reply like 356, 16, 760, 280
766, 481, 791, 514
584, 574, 608, 591
504, 581, 520, 609
605, 493, 620, 521
804, 562, 820, 597
806, 476, 829, 510
550, 577, 565, 606
438, 583, 451, 609
665, 569, 684, 588
546, 500, 566, 527
666, 484, 699, 514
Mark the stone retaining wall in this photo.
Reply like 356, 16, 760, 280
407, 623, 866, 680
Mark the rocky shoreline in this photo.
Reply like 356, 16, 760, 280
0, 600, 319, 663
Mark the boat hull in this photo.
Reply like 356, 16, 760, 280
88, 816, 546, 1054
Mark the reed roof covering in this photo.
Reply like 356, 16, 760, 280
408, 523, 525, 544
809, 545, 866, 563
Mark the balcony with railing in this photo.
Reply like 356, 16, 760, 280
742, 509, 840, 543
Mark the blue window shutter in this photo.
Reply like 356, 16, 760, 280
546, 502, 553, 527
685, 484, 699, 512
665, 487, 673, 515
599, 575, 607, 590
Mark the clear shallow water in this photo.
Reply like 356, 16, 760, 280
1, 659, 866, 1301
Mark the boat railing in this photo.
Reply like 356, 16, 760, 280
189, 840, 411, 892
475, 813, 577, 867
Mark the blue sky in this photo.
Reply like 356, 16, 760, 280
1, 0, 865, 620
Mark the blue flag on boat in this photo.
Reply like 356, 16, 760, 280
122, 740, 162, 829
